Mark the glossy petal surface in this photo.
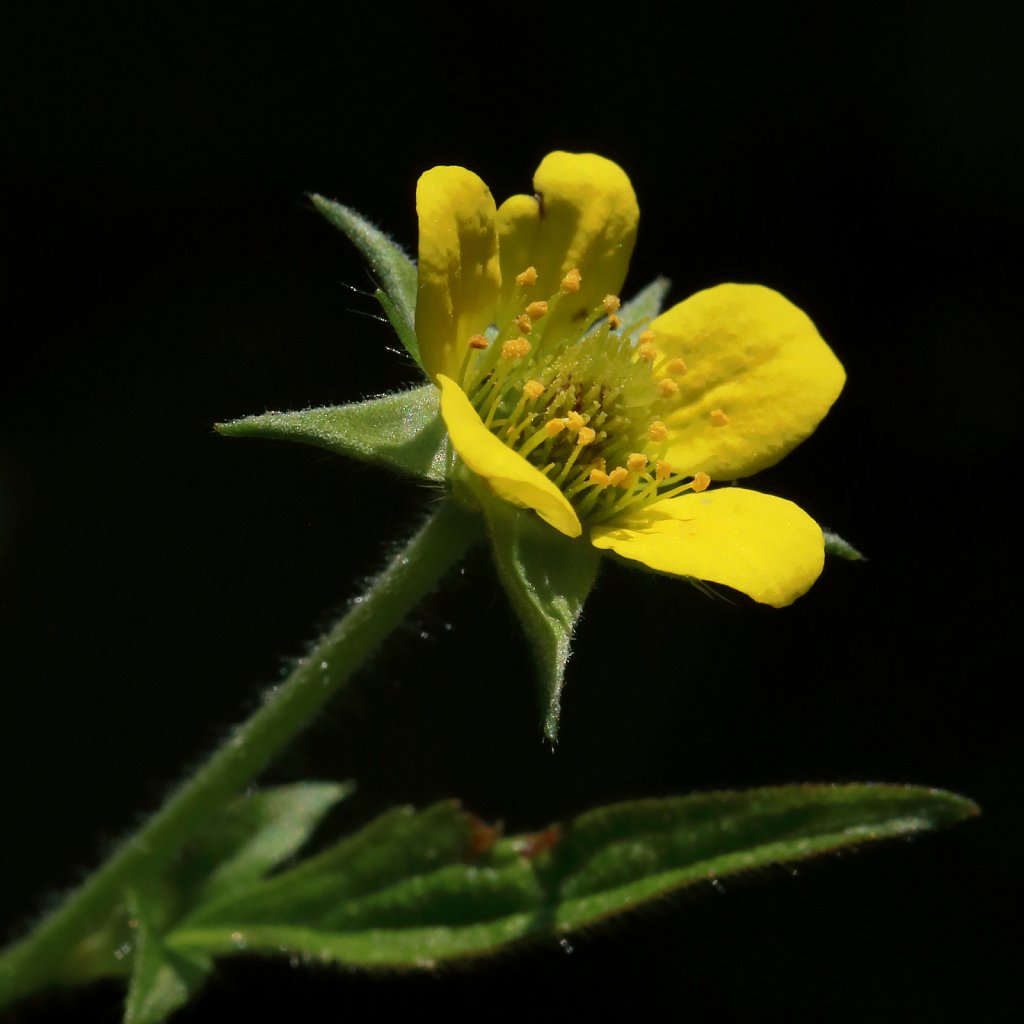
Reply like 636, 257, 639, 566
590, 487, 824, 607
438, 375, 581, 538
495, 153, 638, 336
651, 284, 845, 478
415, 167, 501, 380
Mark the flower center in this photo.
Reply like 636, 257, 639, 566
458, 266, 709, 523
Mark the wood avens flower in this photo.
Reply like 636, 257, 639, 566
416, 152, 845, 609
227, 151, 846, 737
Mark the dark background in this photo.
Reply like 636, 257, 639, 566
1, 4, 1018, 1020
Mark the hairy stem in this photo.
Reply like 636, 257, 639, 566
0, 500, 480, 1009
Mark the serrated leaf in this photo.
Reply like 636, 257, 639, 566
164, 785, 975, 970
483, 496, 601, 743
216, 384, 448, 481
619, 276, 672, 338
169, 782, 353, 907
123, 890, 211, 1024
310, 194, 419, 364
823, 528, 866, 560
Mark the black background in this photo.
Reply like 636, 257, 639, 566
1, 4, 1018, 1021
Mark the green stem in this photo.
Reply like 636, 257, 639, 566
0, 500, 480, 1010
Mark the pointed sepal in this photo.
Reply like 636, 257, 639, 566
483, 496, 601, 741
217, 384, 448, 481
310, 194, 420, 366
619, 276, 672, 339
823, 527, 866, 561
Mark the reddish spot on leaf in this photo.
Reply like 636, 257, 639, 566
513, 825, 563, 860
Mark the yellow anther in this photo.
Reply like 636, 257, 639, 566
515, 313, 533, 334
655, 460, 672, 481
516, 266, 538, 287
591, 457, 606, 472
523, 379, 545, 399
602, 294, 621, 314
560, 268, 582, 293
526, 300, 548, 320
468, 334, 489, 350
608, 314, 622, 330
659, 378, 680, 398
566, 410, 587, 433
692, 471, 711, 492
638, 329, 655, 345
666, 357, 688, 375
648, 420, 668, 441
545, 418, 566, 437
608, 467, 629, 487
710, 408, 730, 426
638, 343, 657, 363
576, 426, 596, 446
502, 337, 531, 360
626, 452, 648, 472
588, 468, 612, 487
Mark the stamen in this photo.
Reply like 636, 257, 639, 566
560, 268, 582, 293
545, 418, 566, 437
526, 300, 548, 320
637, 343, 657, 363
566, 410, 586, 434
516, 266, 538, 287
502, 337, 531, 360
515, 313, 533, 334
577, 426, 596, 446
602, 294, 621, 314
523, 379, 545, 399
666, 357, 687, 375
655, 460, 672, 481
608, 314, 622, 330
468, 334, 489, 350
692, 471, 711, 492
588, 468, 612, 487
659, 379, 679, 398
710, 408, 730, 426
637, 329, 655, 345
608, 467, 629, 488
626, 453, 648, 472
648, 420, 669, 441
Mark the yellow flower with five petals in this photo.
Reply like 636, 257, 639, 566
415, 151, 845, 608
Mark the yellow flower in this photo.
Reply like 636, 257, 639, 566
414, 152, 845, 608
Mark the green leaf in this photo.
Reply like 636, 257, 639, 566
483, 496, 601, 743
216, 384, 449, 481
619, 276, 672, 338
168, 781, 353, 907
823, 528, 866, 561
310, 194, 420, 365
164, 785, 976, 970
123, 890, 211, 1024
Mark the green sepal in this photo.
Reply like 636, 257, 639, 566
375, 287, 423, 370
619, 276, 672, 339
482, 496, 601, 743
310, 194, 419, 361
823, 528, 866, 561
216, 384, 448, 482
163, 785, 976, 970
123, 888, 211, 1024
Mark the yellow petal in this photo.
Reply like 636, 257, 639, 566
650, 284, 845, 478
523, 152, 639, 336
438, 374, 581, 539
415, 167, 502, 381
496, 192, 541, 319
590, 487, 824, 607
